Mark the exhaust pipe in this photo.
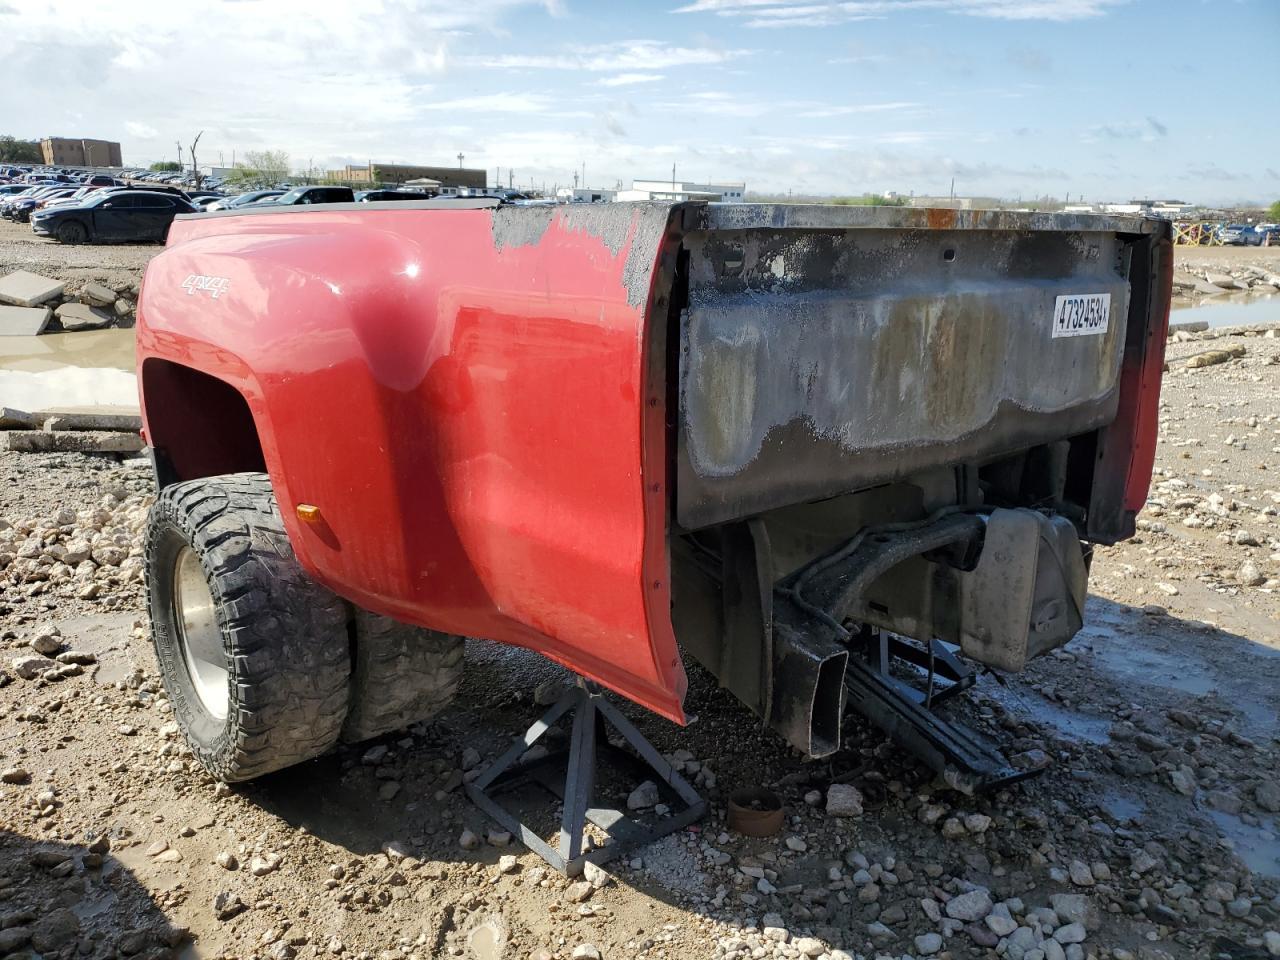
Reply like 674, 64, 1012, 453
768, 620, 848, 758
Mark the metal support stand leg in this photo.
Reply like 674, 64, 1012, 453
464, 682, 706, 876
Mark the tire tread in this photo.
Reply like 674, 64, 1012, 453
145, 472, 350, 782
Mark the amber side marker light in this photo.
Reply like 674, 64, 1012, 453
296, 504, 322, 524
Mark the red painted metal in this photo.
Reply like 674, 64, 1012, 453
1123, 234, 1173, 513
136, 205, 688, 723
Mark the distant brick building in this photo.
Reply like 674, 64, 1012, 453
40, 137, 123, 167
330, 163, 487, 190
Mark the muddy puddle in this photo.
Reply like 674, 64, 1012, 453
1208, 809, 1280, 879
1171, 289, 1280, 328
45, 612, 142, 686
0, 328, 137, 410
1085, 628, 1279, 737
1071, 599, 1280, 739
998, 688, 1113, 745
1098, 793, 1145, 824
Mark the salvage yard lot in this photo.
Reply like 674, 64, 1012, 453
0, 219, 1278, 960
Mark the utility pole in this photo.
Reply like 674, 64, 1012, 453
672, 162, 676, 191
573, 171, 579, 190
175, 141, 183, 173
508, 170, 514, 190
949, 177, 955, 201
582, 161, 586, 190
457, 152, 464, 169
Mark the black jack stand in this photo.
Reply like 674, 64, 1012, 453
464, 681, 706, 876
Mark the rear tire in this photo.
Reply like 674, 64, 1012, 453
341, 611, 464, 742
56, 220, 87, 244
145, 473, 351, 782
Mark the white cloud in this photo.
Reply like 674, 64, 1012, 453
464, 40, 749, 71
419, 93, 554, 113
798, 100, 921, 118
600, 73, 665, 86
656, 91, 782, 118
0, 0, 551, 165
826, 54, 890, 64
674, 0, 1126, 27
111, 38, 158, 70
1082, 117, 1169, 144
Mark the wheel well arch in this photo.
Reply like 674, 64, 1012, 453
141, 359, 266, 488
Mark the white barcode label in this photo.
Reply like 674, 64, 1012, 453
1052, 293, 1111, 338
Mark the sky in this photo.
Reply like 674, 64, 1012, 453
2, 0, 1277, 204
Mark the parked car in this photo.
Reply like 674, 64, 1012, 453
356, 190, 427, 203
1218, 224, 1258, 246
0, 187, 40, 216
206, 190, 285, 212
38, 185, 104, 211
6, 186, 79, 222
1258, 226, 1280, 247
101, 183, 192, 202
188, 196, 223, 210
31, 190, 196, 244
268, 185, 355, 206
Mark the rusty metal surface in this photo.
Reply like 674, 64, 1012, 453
696, 203, 1157, 236
677, 221, 1136, 529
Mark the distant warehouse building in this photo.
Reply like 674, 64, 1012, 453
41, 137, 122, 167
330, 162, 487, 191
555, 187, 617, 203
1064, 199, 1198, 219
616, 179, 746, 202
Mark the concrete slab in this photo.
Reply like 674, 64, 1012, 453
80, 282, 117, 307
0, 270, 65, 308
0, 407, 38, 429
42, 412, 143, 432
0, 305, 52, 336
54, 302, 115, 331
3, 430, 144, 453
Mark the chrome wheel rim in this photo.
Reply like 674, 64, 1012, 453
173, 547, 229, 721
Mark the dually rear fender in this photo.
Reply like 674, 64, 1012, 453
137, 203, 690, 723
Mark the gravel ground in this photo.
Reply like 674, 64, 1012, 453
0, 219, 153, 290
0, 226, 1278, 960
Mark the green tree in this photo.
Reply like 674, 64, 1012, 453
0, 135, 42, 164
150, 160, 182, 172
225, 150, 291, 190
1269, 199, 1280, 221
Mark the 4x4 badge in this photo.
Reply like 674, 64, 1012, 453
181, 274, 231, 299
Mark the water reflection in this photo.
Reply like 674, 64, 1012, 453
0, 328, 136, 410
